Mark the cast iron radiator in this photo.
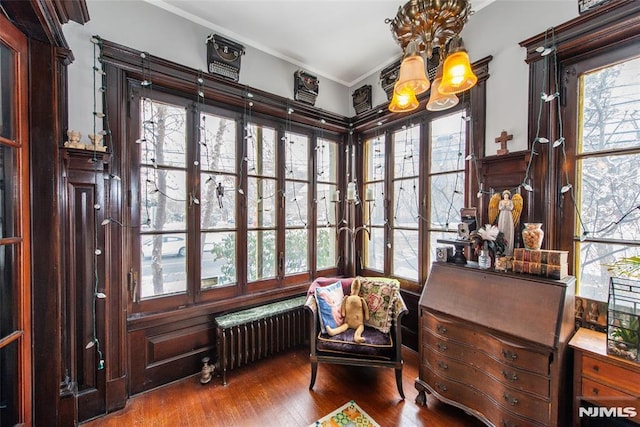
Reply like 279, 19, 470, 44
214, 295, 308, 384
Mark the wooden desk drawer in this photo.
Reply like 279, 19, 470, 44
423, 314, 550, 376
425, 339, 550, 398
423, 369, 549, 427
581, 377, 640, 423
582, 354, 640, 395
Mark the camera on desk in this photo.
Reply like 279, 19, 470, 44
436, 246, 453, 262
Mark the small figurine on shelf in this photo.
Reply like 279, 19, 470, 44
88, 133, 107, 152
64, 129, 84, 149
488, 189, 523, 256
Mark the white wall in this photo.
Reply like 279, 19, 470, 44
350, 0, 578, 154
64, 0, 579, 154
63, 0, 350, 139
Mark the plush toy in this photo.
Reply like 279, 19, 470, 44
325, 279, 369, 343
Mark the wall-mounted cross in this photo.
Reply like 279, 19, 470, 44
495, 130, 513, 155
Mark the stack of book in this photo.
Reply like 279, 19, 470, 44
512, 248, 569, 279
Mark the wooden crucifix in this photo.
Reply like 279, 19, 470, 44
495, 130, 513, 155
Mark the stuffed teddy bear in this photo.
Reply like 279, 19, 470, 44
325, 278, 369, 343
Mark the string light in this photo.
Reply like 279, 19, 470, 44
89, 34, 105, 371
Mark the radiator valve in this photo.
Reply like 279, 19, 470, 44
200, 356, 215, 385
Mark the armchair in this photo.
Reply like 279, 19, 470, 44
305, 277, 408, 399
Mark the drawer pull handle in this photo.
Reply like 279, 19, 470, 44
437, 361, 448, 370
502, 420, 518, 427
435, 382, 447, 392
503, 392, 519, 406
592, 387, 599, 396
502, 370, 518, 382
437, 342, 448, 351
436, 325, 448, 334
502, 349, 518, 360
592, 365, 599, 372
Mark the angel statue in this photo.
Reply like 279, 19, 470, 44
488, 189, 523, 255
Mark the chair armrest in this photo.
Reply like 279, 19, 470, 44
391, 292, 408, 360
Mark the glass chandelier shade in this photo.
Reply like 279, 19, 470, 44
388, 81, 419, 112
387, 0, 477, 112
439, 42, 477, 94
395, 40, 430, 96
427, 66, 459, 111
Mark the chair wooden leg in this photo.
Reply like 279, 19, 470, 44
309, 361, 318, 389
395, 367, 405, 400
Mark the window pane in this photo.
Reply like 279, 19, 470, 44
393, 178, 420, 227
317, 227, 336, 269
393, 229, 418, 280
0, 43, 14, 140
286, 229, 308, 274
284, 132, 309, 181
365, 135, 385, 181
141, 100, 186, 168
0, 339, 18, 426
140, 233, 187, 298
580, 57, 640, 154
247, 230, 276, 281
394, 125, 420, 178
364, 182, 385, 226
0, 145, 16, 238
577, 154, 640, 240
316, 139, 337, 183
201, 173, 235, 229
200, 113, 236, 173
0, 243, 16, 339
429, 172, 464, 230
248, 177, 276, 228
285, 181, 308, 227
577, 242, 638, 301
364, 227, 385, 271
141, 167, 187, 231
430, 111, 465, 173
317, 183, 337, 226
202, 231, 236, 287
247, 124, 276, 177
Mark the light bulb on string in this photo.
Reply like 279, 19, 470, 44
96, 292, 107, 299
561, 183, 573, 193
552, 137, 565, 148
536, 137, 549, 144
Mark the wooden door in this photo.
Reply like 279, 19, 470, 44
0, 12, 32, 427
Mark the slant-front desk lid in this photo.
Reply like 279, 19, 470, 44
421, 262, 575, 348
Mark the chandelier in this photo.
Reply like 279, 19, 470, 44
386, 0, 478, 113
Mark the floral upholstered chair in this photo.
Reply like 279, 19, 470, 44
304, 276, 408, 399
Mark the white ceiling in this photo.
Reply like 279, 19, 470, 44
145, 0, 494, 87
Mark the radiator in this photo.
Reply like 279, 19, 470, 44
215, 296, 308, 385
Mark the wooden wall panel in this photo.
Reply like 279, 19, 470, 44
128, 316, 216, 395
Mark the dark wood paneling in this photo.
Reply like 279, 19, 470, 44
128, 317, 216, 395
400, 289, 419, 352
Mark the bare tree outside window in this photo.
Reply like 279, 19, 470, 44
576, 56, 640, 300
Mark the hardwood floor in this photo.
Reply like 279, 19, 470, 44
82, 347, 484, 426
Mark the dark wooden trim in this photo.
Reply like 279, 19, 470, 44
519, 0, 640, 268
520, 0, 640, 64
99, 39, 350, 134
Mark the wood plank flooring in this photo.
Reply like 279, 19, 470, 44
82, 347, 484, 426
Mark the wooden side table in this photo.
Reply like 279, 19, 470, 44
569, 328, 640, 426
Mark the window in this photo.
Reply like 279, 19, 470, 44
0, 14, 31, 425
362, 109, 469, 286
128, 82, 332, 311
573, 54, 640, 300
392, 125, 420, 281
315, 138, 338, 270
